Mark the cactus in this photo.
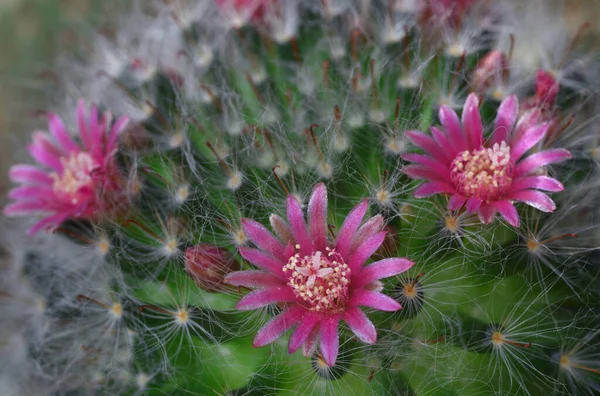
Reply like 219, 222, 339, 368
2, 0, 600, 395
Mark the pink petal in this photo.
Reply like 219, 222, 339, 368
402, 153, 450, 180
414, 181, 455, 198
510, 176, 564, 193
269, 214, 294, 244
514, 149, 571, 177
106, 116, 129, 152
510, 123, 550, 161
253, 306, 304, 347
320, 316, 341, 367
465, 197, 482, 213
354, 258, 414, 288
494, 200, 520, 227
238, 247, 285, 278
349, 289, 402, 311
335, 199, 368, 260
512, 108, 541, 144
343, 307, 377, 344
477, 204, 496, 224
48, 113, 79, 153
505, 190, 556, 212
308, 183, 328, 252
462, 94, 484, 150
430, 127, 453, 161
350, 215, 384, 254
348, 231, 387, 271
8, 165, 52, 185
448, 194, 467, 211
236, 287, 297, 310
490, 95, 518, 146
77, 99, 92, 148
8, 186, 54, 200
4, 200, 52, 215
303, 326, 319, 357
27, 213, 69, 236
224, 271, 283, 288
241, 219, 285, 260
287, 195, 312, 254
439, 105, 466, 153
405, 130, 451, 164
288, 312, 322, 354
28, 132, 64, 171
403, 165, 448, 182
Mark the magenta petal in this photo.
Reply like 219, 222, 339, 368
510, 176, 564, 192
512, 108, 541, 144
238, 247, 285, 278
514, 149, 571, 177
28, 213, 69, 236
477, 204, 496, 224
351, 215, 384, 254
224, 271, 283, 288
288, 312, 322, 354
106, 116, 129, 152
402, 153, 450, 180
414, 181, 455, 198
494, 200, 520, 227
439, 105, 466, 152
335, 199, 368, 260
510, 123, 549, 161
354, 258, 414, 288
343, 307, 377, 344
349, 289, 402, 311
253, 306, 304, 347
242, 219, 285, 260
505, 190, 556, 212
4, 200, 51, 215
403, 165, 448, 182
405, 130, 450, 164
8, 165, 52, 185
465, 197, 483, 213
8, 186, 54, 200
269, 214, 294, 244
48, 113, 79, 153
302, 326, 319, 357
28, 133, 64, 171
308, 183, 328, 252
77, 99, 92, 148
348, 231, 387, 271
287, 195, 312, 254
490, 95, 518, 146
430, 127, 453, 160
236, 287, 297, 310
320, 316, 341, 367
448, 194, 467, 211
462, 94, 484, 150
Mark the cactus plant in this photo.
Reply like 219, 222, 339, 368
2, 0, 600, 395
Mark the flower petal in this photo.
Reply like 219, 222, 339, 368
405, 130, 451, 164
28, 132, 64, 171
308, 183, 328, 252
236, 287, 297, 310
303, 326, 319, 357
343, 307, 377, 344
403, 165, 448, 182
287, 194, 312, 254
477, 204, 496, 224
505, 190, 556, 212
28, 213, 69, 236
512, 108, 541, 144
238, 247, 285, 278
510, 176, 564, 193
354, 258, 414, 288
510, 123, 549, 161
348, 231, 387, 271
351, 215, 384, 254
448, 194, 467, 211
349, 289, 402, 311
4, 200, 52, 216
414, 181, 455, 198
490, 95, 518, 146
465, 197, 483, 213
253, 306, 304, 347
439, 105, 466, 153
48, 113, 80, 153
224, 271, 283, 288
242, 219, 285, 260
269, 214, 294, 244
494, 200, 520, 227
8, 186, 54, 200
462, 93, 484, 150
288, 312, 322, 354
402, 153, 450, 180
106, 115, 129, 152
320, 316, 341, 367
8, 165, 53, 185
514, 149, 571, 177
335, 199, 368, 260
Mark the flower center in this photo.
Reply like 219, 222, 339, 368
50, 152, 98, 205
450, 141, 513, 202
283, 247, 350, 312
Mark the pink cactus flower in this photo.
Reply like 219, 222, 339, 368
403, 93, 571, 228
225, 183, 414, 367
215, 0, 268, 28
4, 99, 129, 235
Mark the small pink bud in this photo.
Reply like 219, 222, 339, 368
215, 0, 268, 27
470, 50, 507, 93
534, 69, 559, 108
184, 244, 238, 293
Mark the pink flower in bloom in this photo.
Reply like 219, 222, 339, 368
225, 183, 414, 367
4, 99, 129, 234
402, 93, 571, 227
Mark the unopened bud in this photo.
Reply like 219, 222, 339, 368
184, 244, 238, 292
470, 50, 507, 94
534, 69, 559, 109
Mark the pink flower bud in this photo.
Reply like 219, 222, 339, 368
215, 0, 268, 28
185, 244, 238, 293
534, 69, 559, 108
470, 50, 507, 93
